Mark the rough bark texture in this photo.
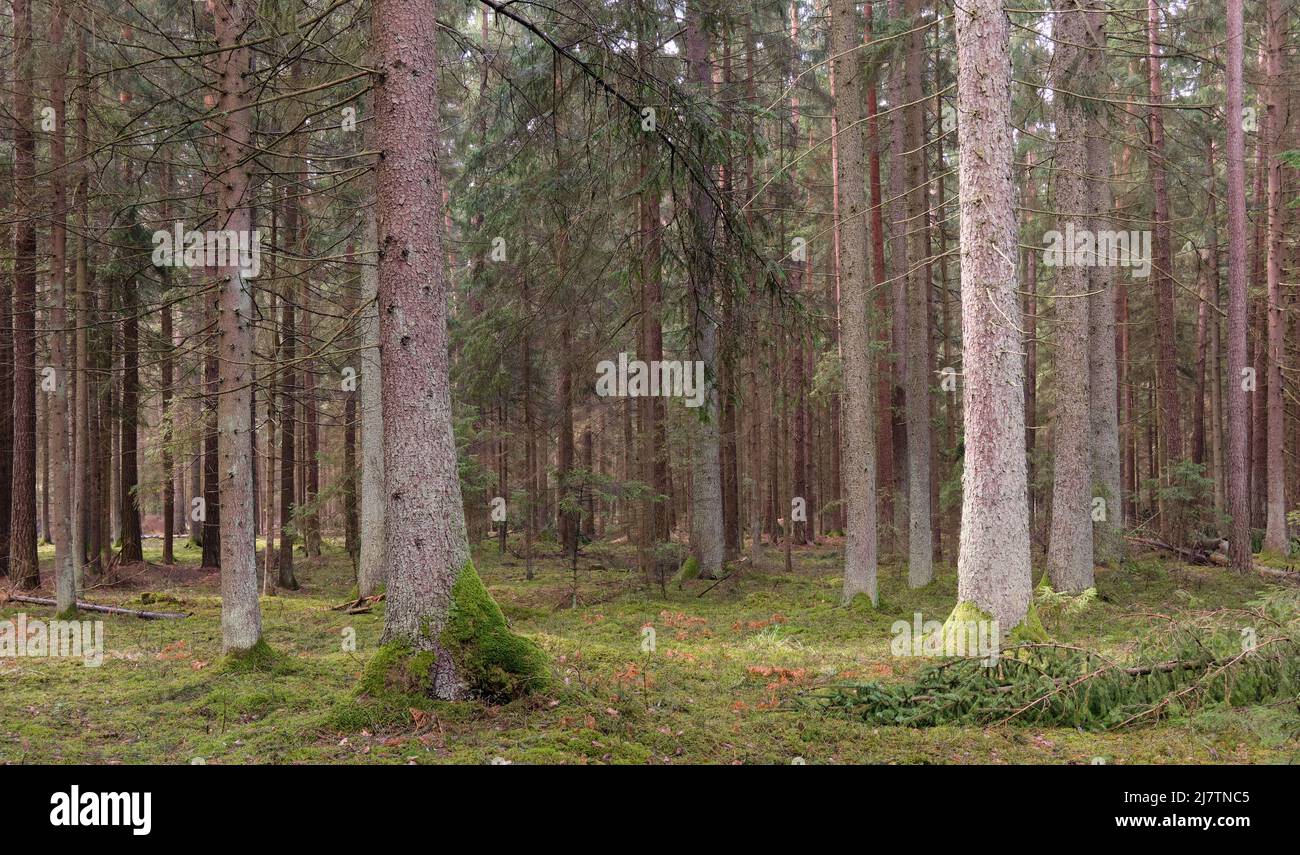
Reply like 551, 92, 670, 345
213, 0, 263, 654
358, 209, 386, 596
831, 0, 879, 605
685, 0, 724, 579
1046, 0, 1096, 592
9, 0, 39, 590
952, 0, 1031, 630
1147, 0, 1183, 490
1261, 0, 1288, 555
374, 0, 474, 695
1224, 0, 1251, 572
49, 3, 76, 613
1086, 16, 1123, 566
901, 0, 932, 586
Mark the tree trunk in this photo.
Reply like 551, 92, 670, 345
9, 0, 39, 590
212, 0, 262, 653
832, 0, 879, 605
951, 0, 1032, 630
1085, 3, 1122, 566
1046, 0, 1096, 592
1224, 0, 1252, 572
358, 208, 385, 595
1261, 0, 1289, 555
48, 2, 75, 612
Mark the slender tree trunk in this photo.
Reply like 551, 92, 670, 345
358, 210, 386, 595
9, 0, 39, 590
1147, 0, 1182, 500
1085, 3, 1122, 565
1261, 0, 1289, 554
1045, 0, 1095, 592
118, 267, 143, 563
1225, 0, 1252, 571
72, 16, 90, 580
48, 2, 76, 612
832, 0, 879, 604
685, 0, 724, 579
901, 0, 932, 586
211, 0, 263, 652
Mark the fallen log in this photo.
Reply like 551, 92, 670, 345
1, 594, 188, 619
1126, 534, 1299, 585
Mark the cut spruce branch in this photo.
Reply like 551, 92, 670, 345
2, 594, 188, 619
807, 634, 1300, 730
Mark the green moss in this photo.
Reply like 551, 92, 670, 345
673, 556, 700, 585
220, 638, 285, 673
440, 561, 549, 700
55, 607, 78, 621
358, 642, 438, 697
1008, 601, 1049, 644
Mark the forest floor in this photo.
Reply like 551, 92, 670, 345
2, 535, 1298, 764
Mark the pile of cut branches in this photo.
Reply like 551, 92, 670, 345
805, 589, 1300, 730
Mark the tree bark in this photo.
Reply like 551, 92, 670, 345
952, 0, 1031, 629
212, 0, 263, 653
832, 0, 879, 605
1224, 0, 1252, 572
9, 0, 39, 589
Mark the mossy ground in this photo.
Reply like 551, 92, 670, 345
1, 537, 1296, 764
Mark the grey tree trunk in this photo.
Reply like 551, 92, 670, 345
685, 0, 724, 580
1046, 0, 1096, 592
213, 0, 263, 654
1224, 0, 1251, 572
831, 0, 879, 605
49, 3, 75, 614
901, 0, 932, 586
951, 0, 1032, 630
358, 209, 386, 596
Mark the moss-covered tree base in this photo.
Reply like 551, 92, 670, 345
220, 638, 284, 673
941, 599, 1049, 651
364, 561, 549, 702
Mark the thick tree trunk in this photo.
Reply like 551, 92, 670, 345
374, 0, 473, 696
832, 0, 879, 605
951, 0, 1031, 630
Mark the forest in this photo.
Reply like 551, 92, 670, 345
0, 0, 1298, 767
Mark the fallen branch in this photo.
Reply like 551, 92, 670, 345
2, 594, 188, 620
